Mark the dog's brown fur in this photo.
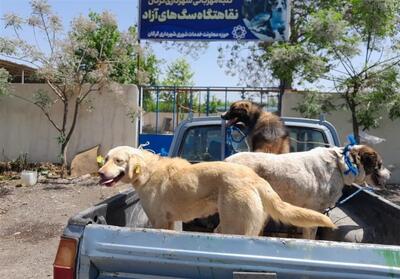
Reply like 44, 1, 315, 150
98, 146, 335, 236
221, 100, 290, 154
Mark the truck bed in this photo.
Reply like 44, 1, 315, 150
67, 186, 400, 279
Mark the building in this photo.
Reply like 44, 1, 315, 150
0, 59, 39, 83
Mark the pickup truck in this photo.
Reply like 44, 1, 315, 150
54, 117, 400, 279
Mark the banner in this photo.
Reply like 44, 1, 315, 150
139, 0, 290, 41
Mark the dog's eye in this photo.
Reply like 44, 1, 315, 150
115, 158, 123, 164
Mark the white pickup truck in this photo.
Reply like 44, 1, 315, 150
53, 117, 400, 279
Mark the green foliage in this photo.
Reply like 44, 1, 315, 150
350, 0, 399, 38
33, 89, 51, 109
0, 68, 10, 97
354, 67, 400, 130
108, 26, 160, 85
162, 58, 194, 87
295, 91, 337, 119
292, 0, 400, 141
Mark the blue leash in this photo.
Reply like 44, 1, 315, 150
324, 185, 374, 214
225, 125, 248, 156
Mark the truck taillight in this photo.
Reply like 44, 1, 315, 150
53, 237, 77, 279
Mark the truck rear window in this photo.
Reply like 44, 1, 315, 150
179, 125, 328, 162
179, 125, 222, 162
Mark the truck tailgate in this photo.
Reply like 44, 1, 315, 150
78, 225, 400, 279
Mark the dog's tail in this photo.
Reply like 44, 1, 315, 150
259, 184, 336, 229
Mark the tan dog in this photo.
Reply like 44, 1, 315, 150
98, 146, 335, 236
221, 100, 290, 154
225, 145, 391, 238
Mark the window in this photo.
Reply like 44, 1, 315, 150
179, 125, 222, 162
288, 126, 328, 152
179, 125, 329, 162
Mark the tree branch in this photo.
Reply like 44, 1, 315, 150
39, 12, 54, 54
46, 80, 65, 101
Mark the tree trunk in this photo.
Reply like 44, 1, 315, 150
60, 141, 68, 177
349, 104, 360, 144
59, 100, 80, 177
278, 78, 291, 116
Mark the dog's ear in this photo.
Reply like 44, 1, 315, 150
360, 150, 379, 175
352, 146, 379, 175
128, 156, 142, 180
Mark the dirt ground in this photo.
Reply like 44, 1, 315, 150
0, 177, 399, 279
0, 177, 131, 279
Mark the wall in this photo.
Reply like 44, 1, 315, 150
0, 84, 139, 163
282, 92, 400, 183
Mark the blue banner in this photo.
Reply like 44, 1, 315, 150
139, 0, 290, 41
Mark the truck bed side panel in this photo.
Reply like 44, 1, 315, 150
78, 225, 400, 279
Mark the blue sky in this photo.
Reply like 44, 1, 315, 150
0, 0, 241, 87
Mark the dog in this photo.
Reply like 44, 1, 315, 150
225, 145, 391, 238
242, 0, 287, 40
98, 146, 335, 236
221, 100, 290, 154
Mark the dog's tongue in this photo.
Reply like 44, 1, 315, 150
226, 117, 238, 126
100, 177, 114, 186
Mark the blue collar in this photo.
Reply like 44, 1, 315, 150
342, 135, 359, 176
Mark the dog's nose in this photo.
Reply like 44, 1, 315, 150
277, 7, 283, 13
98, 170, 105, 178
221, 112, 227, 119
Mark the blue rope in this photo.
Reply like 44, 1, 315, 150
343, 135, 359, 176
324, 185, 374, 214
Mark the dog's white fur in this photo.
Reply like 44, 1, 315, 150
225, 146, 390, 238
98, 146, 336, 236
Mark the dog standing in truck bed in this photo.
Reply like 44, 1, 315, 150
221, 100, 290, 154
98, 146, 335, 236
225, 145, 391, 238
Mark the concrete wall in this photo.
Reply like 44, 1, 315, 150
0, 84, 139, 163
282, 92, 400, 184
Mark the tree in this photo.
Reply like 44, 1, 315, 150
296, 1, 400, 142
159, 58, 195, 112
217, 1, 337, 113
1, 0, 159, 170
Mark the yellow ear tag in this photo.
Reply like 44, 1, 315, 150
134, 164, 141, 174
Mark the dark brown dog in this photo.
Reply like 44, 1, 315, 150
221, 100, 290, 154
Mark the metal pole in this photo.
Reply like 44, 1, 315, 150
138, 86, 143, 135
198, 91, 201, 116
156, 86, 159, 134
136, 39, 141, 85
278, 80, 285, 116
189, 88, 193, 120
173, 86, 176, 131
206, 88, 210, 116
224, 87, 228, 110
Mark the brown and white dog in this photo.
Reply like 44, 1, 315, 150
98, 146, 335, 236
225, 145, 391, 239
221, 100, 290, 154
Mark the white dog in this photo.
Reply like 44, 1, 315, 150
225, 145, 391, 239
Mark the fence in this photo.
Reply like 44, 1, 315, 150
139, 86, 280, 135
